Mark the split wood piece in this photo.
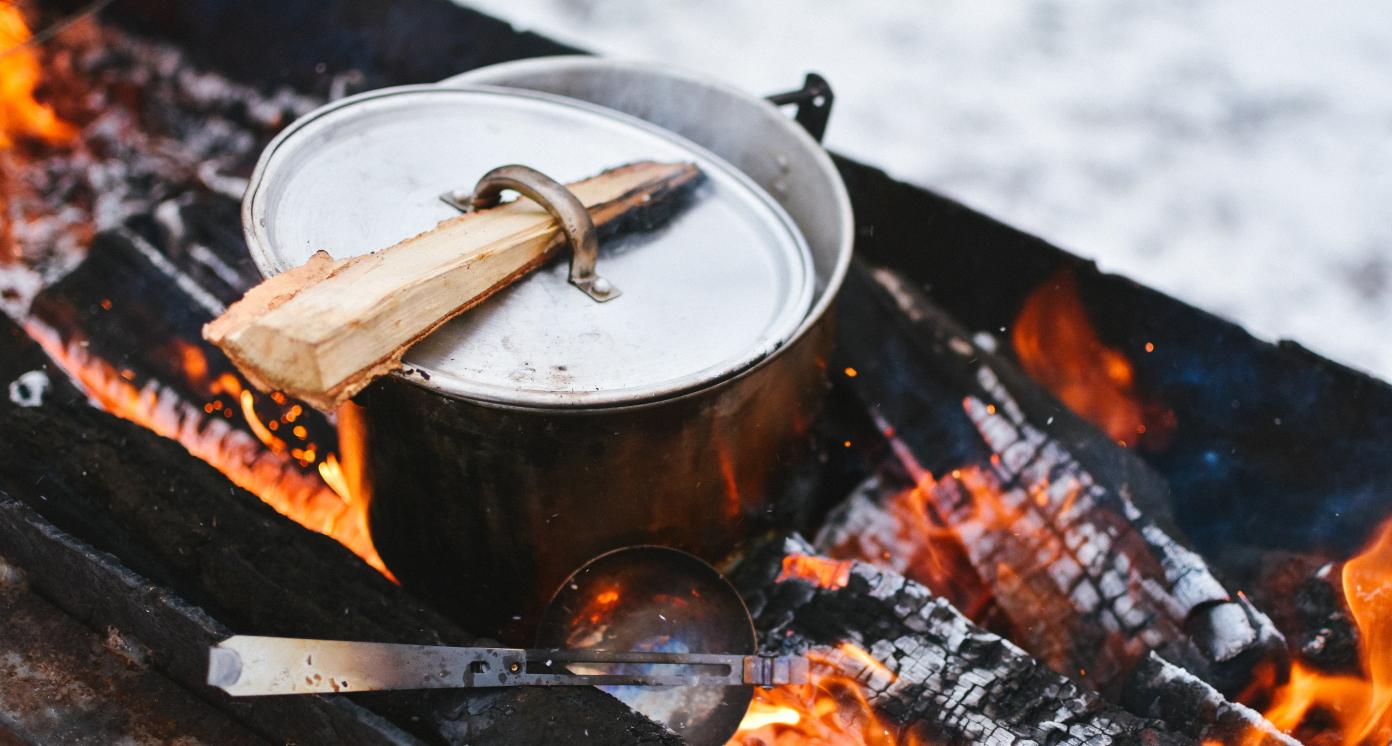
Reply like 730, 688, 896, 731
204, 161, 703, 411
825, 261, 1287, 699
733, 534, 1189, 745
0, 318, 679, 746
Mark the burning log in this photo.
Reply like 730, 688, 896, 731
0, 313, 677, 745
23, 227, 388, 571
1121, 654, 1299, 746
205, 160, 703, 411
732, 535, 1192, 744
1225, 548, 1362, 676
823, 261, 1287, 699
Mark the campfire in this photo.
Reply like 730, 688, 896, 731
2, 2, 1390, 745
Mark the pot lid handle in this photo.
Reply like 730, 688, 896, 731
440, 165, 619, 303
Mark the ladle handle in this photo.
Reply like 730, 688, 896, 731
207, 636, 807, 696
441, 164, 619, 303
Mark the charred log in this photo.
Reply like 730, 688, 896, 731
0, 565, 262, 745
1121, 653, 1298, 746
28, 226, 337, 452
735, 535, 1190, 745
1223, 547, 1361, 675
825, 261, 1287, 698
0, 314, 82, 414
0, 485, 411, 745
0, 320, 677, 745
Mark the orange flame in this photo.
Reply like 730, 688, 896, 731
777, 555, 853, 590
1011, 270, 1174, 449
0, 2, 77, 148
1263, 517, 1392, 744
24, 319, 392, 578
729, 645, 919, 745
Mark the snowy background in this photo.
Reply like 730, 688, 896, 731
465, 0, 1392, 380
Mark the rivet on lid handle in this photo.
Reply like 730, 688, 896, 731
442, 165, 619, 303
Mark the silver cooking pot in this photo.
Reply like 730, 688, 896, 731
242, 58, 852, 640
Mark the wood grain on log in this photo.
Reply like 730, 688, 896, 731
824, 261, 1287, 698
204, 161, 702, 411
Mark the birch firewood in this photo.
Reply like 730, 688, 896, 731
204, 161, 702, 411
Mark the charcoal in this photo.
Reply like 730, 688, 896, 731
1121, 653, 1298, 746
1221, 547, 1361, 674
824, 261, 1287, 698
734, 535, 1190, 745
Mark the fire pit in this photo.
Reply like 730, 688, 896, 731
2, 1, 1390, 744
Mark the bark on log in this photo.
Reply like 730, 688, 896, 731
825, 261, 1287, 699
0, 323, 678, 745
205, 161, 703, 411
734, 535, 1190, 745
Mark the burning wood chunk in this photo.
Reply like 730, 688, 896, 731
23, 228, 386, 572
0, 370, 680, 744
204, 160, 704, 412
826, 262, 1287, 700
1121, 653, 1299, 746
732, 535, 1190, 744
1228, 549, 1362, 676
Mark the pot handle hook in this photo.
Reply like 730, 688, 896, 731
440, 165, 618, 303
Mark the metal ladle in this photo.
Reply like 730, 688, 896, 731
207, 546, 803, 745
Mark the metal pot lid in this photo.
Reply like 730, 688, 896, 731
244, 85, 814, 409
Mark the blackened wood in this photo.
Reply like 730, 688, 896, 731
0, 323, 678, 745
1121, 654, 1298, 746
0, 561, 264, 745
735, 535, 1190, 745
1225, 547, 1361, 674
23, 228, 363, 558
28, 227, 338, 455
0, 495, 414, 746
0, 313, 82, 414
827, 261, 1286, 698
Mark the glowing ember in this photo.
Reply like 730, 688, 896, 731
0, 2, 77, 148
777, 554, 852, 590
1011, 270, 1174, 449
1263, 517, 1392, 745
729, 646, 917, 745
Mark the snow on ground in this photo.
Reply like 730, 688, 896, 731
463, 0, 1392, 380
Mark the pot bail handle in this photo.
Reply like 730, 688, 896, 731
442, 165, 619, 303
